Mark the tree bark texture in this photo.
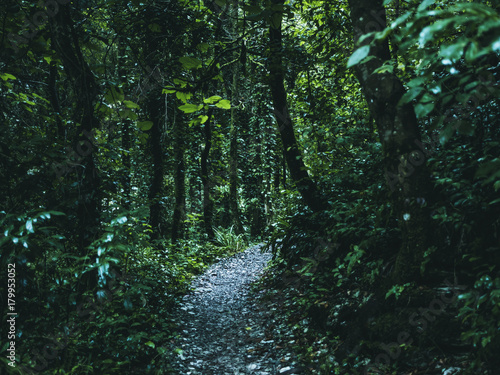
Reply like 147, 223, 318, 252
268, 0, 329, 213
201, 110, 215, 239
171, 110, 187, 243
51, 5, 101, 255
348, 0, 433, 282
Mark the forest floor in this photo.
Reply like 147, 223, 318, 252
168, 244, 304, 374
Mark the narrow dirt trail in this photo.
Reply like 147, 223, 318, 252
169, 244, 302, 375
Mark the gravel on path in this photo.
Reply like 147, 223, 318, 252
169, 244, 302, 375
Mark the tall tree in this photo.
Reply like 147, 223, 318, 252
171, 110, 187, 243
225, 0, 244, 233
348, 0, 433, 282
268, 0, 330, 213
51, 4, 101, 267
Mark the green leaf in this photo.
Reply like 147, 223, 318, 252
347, 45, 370, 68
119, 109, 138, 120
199, 115, 209, 124
399, 87, 423, 105
148, 23, 161, 32
111, 216, 128, 225
203, 95, 222, 104
179, 104, 203, 113
0, 73, 16, 81
179, 56, 202, 69
104, 86, 124, 104
414, 102, 434, 118
26, 220, 34, 234
373, 63, 394, 74
439, 38, 468, 61
163, 87, 176, 94
417, 0, 435, 12
123, 100, 140, 109
419, 18, 455, 46
176, 91, 192, 103
243, 5, 262, 15
145, 341, 155, 349
138, 121, 153, 131
439, 124, 456, 144
215, 99, 231, 109
197, 43, 210, 53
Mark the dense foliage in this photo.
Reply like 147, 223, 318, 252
1, 0, 499, 373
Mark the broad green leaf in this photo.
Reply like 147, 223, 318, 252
0, 73, 16, 81
418, 0, 435, 12
176, 91, 192, 103
138, 121, 153, 131
373, 64, 394, 74
123, 100, 140, 109
439, 124, 455, 144
215, 99, 231, 109
179, 56, 202, 69
199, 115, 209, 124
414, 102, 434, 118
179, 104, 203, 113
399, 87, 423, 105
419, 18, 455, 46
197, 43, 210, 53
119, 109, 138, 120
439, 38, 468, 61
204, 95, 222, 104
347, 46, 370, 68
145, 341, 155, 348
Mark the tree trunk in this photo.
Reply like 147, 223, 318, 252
268, 0, 329, 213
228, 0, 244, 234
348, 0, 432, 283
147, 94, 165, 240
51, 5, 101, 290
201, 110, 215, 239
118, 40, 131, 210
171, 110, 186, 243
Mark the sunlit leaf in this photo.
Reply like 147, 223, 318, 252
215, 99, 231, 109
179, 104, 203, 113
347, 46, 370, 68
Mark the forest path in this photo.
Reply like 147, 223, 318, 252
169, 244, 302, 375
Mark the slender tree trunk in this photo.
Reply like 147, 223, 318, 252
201, 110, 215, 239
348, 0, 432, 282
147, 94, 165, 241
142, 24, 166, 241
229, 73, 244, 234
118, 40, 131, 210
51, 5, 101, 290
228, 0, 244, 234
48, 61, 64, 140
268, 0, 329, 213
171, 110, 186, 243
